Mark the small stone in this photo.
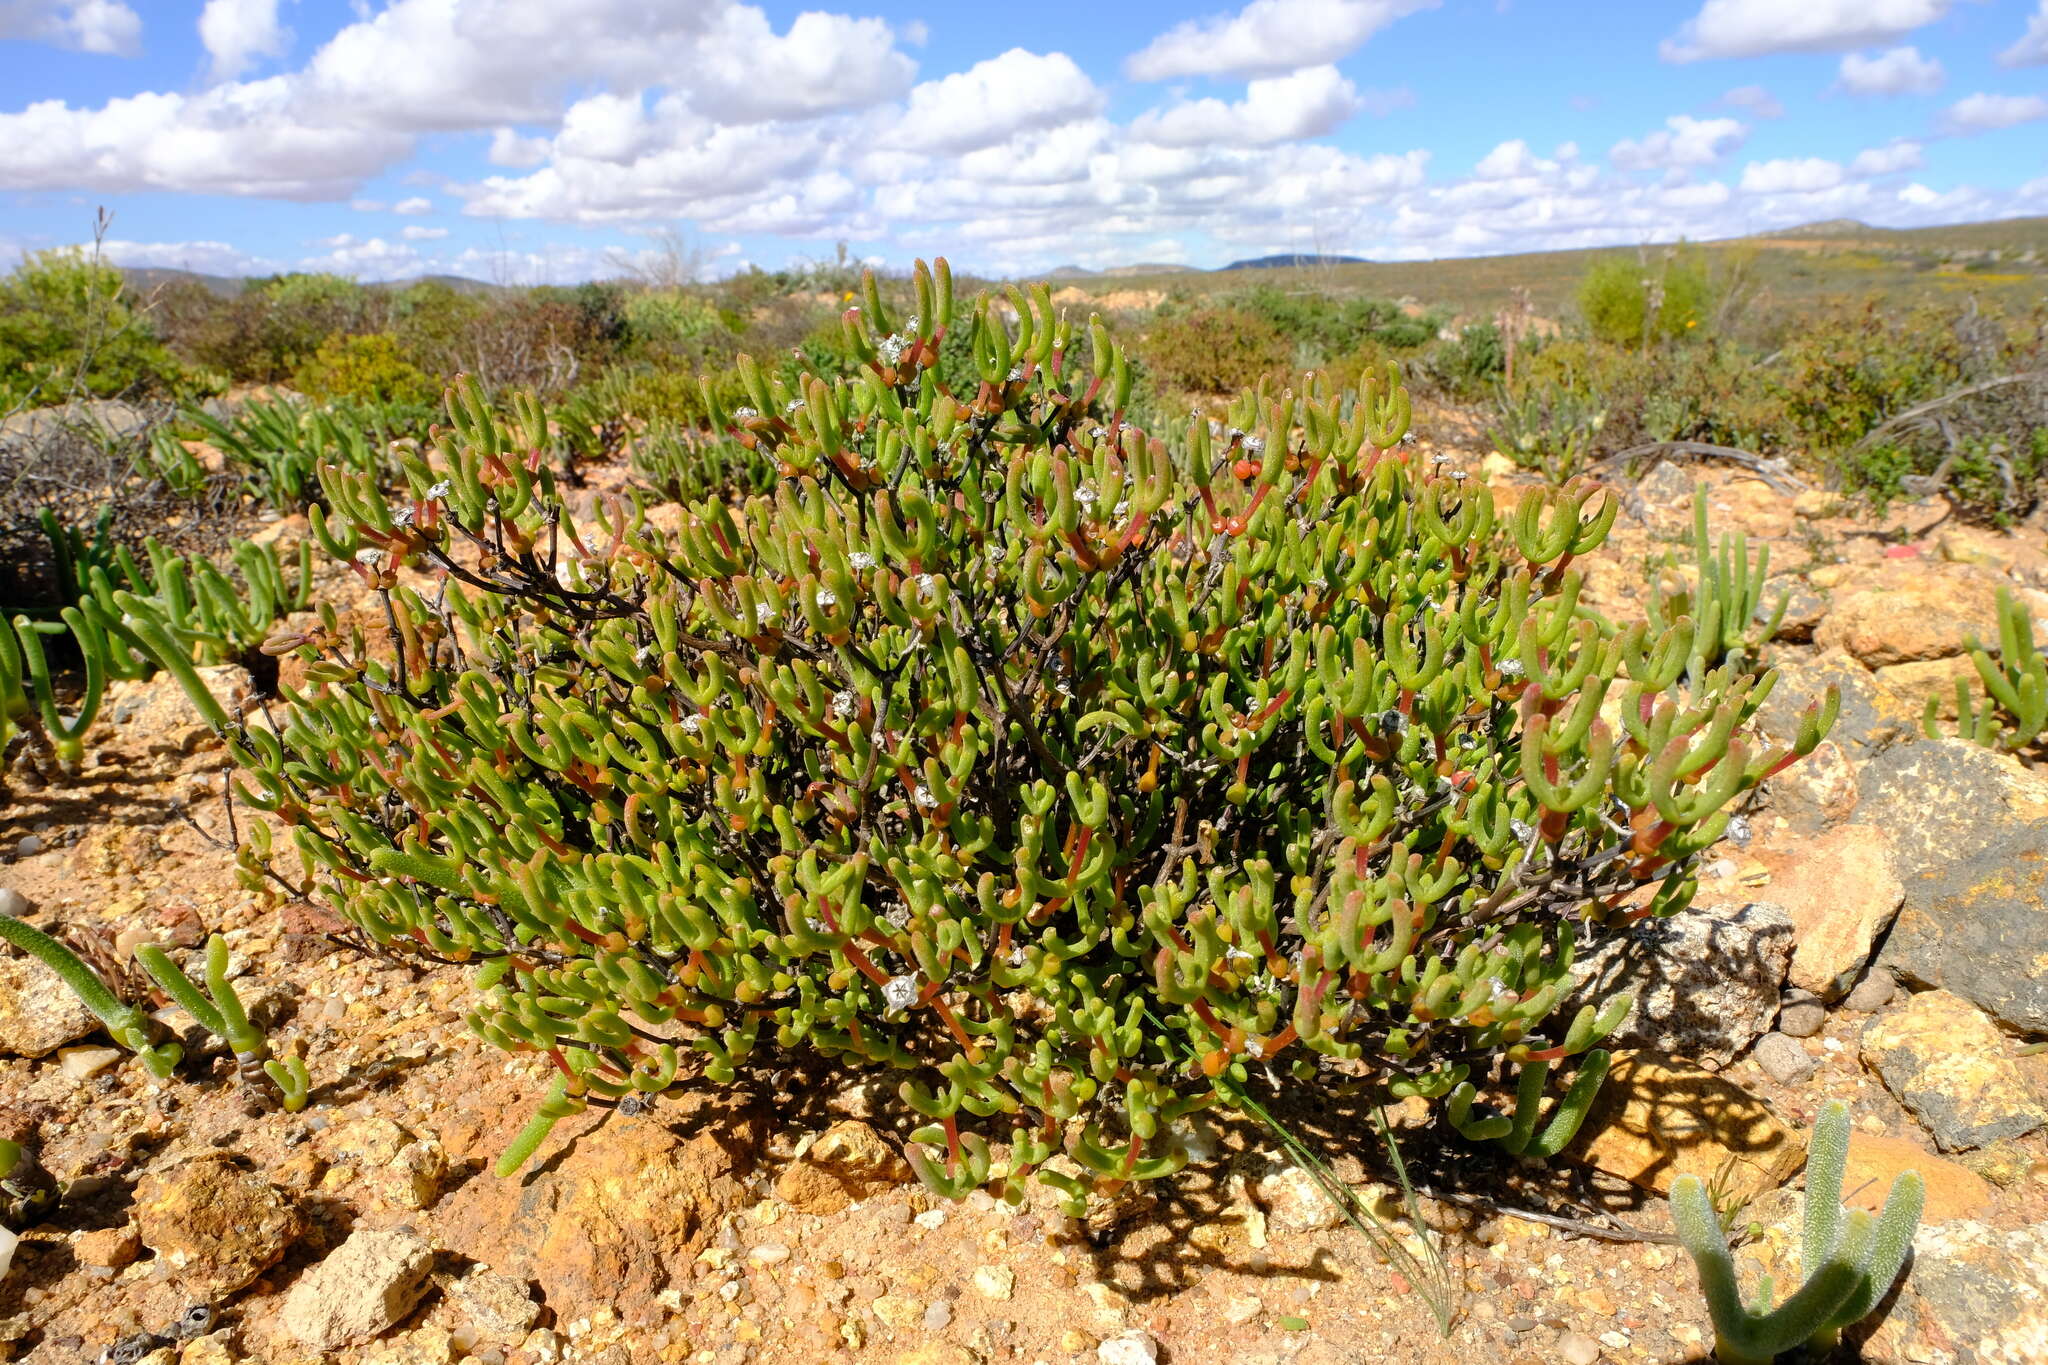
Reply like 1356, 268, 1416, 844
872, 1294, 924, 1331
1862, 990, 2047, 1151
1557, 1330, 1602, 1365
1251, 1163, 1341, 1233
73, 1224, 140, 1269
920, 1299, 953, 1331
15, 836, 43, 857
1223, 1294, 1263, 1325
1097, 1329, 1159, 1365
1753, 1033, 1819, 1086
775, 1120, 910, 1215
1777, 991, 1826, 1038
0, 956, 101, 1058
0, 888, 28, 917
747, 1242, 789, 1266
1843, 972, 1897, 1013
278, 1226, 437, 1350
972, 1265, 1014, 1301
446, 1268, 541, 1340
133, 1155, 304, 1297
57, 1045, 124, 1079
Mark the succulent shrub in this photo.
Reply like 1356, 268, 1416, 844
1645, 485, 1788, 686
171, 260, 1834, 1207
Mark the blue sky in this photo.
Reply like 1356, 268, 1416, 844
2, 1, 2046, 283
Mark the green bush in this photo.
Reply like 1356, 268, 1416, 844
1578, 251, 1715, 349
166, 264, 1837, 1211
1422, 321, 1506, 401
292, 332, 437, 407
0, 249, 194, 408
623, 288, 727, 357
1232, 285, 1438, 364
1140, 304, 1290, 394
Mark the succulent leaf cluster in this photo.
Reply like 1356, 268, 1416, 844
1926, 585, 2046, 750
194, 260, 1833, 1207
1672, 1099, 1922, 1365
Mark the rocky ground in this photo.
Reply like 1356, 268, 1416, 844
3, 440, 2048, 1365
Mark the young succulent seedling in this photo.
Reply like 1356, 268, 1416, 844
154, 259, 1836, 1205
1671, 1099, 1922, 1364
1926, 586, 2046, 751
135, 934, 309, 1111
1646, 484, 1790, 688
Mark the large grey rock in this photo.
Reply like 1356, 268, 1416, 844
1571, 901, 1794, 1068
0, 954, 101, 1057
1855, 738, 2048, 881
1756, 647, 1916, 761
1861, 990, 2046, 1152
278, 1226, 436, 1350
1880, 821, 2048, 1034
1897, 1221, 2048, 1365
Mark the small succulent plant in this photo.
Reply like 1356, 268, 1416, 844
1672, 1098, 1923, 1365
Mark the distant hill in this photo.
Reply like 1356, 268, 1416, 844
1773, 218, 1872, 237
1221, 252, 1369, 271
120, 266, 246, 298
116, 266, 502, 297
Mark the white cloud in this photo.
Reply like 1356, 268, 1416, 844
349, 197, 385, 211
1739, 157, 1847, 194
0, 82, 410, 199
1662, 0, 1952, 62
1836, 46, 1944, 96
888, 50, 1103, 155
198, 0, 287, 81
1721, 85, 1783, 118
1849, 141, 1924, 175
1942, 92, 2048, 132
400, 224, 448, 240
2002, 2, 2048, 65
1472, 139, 1555, 179
1130, 65, 1364, 147
1609, 115, 1746, 171
297, 234, 425, 279
393, 196, 433, 215
0, 0, 139, 55
487, 128, 550, 168
97, 237, 281, 276
1125, 0, 1438, 81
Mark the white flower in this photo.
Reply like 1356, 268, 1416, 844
877, 334, 906, 365
1241, 435, 1264, 455
785, 399, 805, 414
850, 551, 876, 571
1725, 813, 1753, 847
1090, 426, 1108, 440
1007, 365, 1024, 382
1510, 818, 1535, 843
425, 479, 452, 499
1497, 658, 1525, 677
681, 714, 702, 735
354, 547, 385, 565
882, 974, 919, 1012
754, 601, 778, 624
1449, 470, 1469, 481
1075, 486, 1098, 508
1113, 500, 1130, 520
1007, 945, 1028, 968
1244, 1038, 1264, 1060
814, 587, 838, 609
916, 574, 937, 598
832, 689, 857, 718
734, 406, 759, 420
903, 315, 920, 334
913, 785, 940, 810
